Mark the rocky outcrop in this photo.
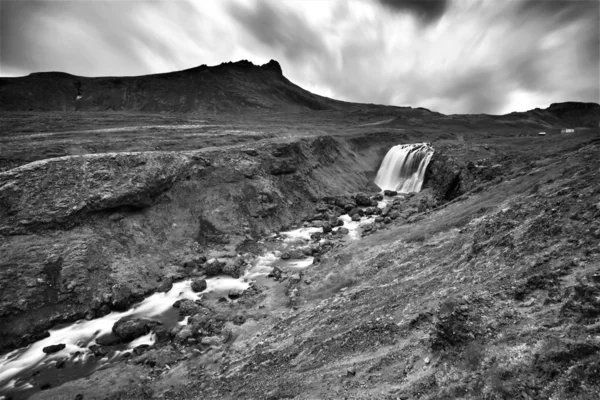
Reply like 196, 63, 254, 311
112, 318, 159, 342
0, 151, 192, 235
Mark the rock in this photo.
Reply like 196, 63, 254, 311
154, 325, 171, 343
200, 336, 222, 346
355, 193, 371, 206
156, 278, 173, 293
269, 266, 283, 280
112, 318, 158, 342
384, 190, 398, 196
177, 299, 203, 316
310, 232, 322, 241
96, 304, 111, 318
322, 222, 332, 233
344, 204, 355, 212
364, 207, 378, 215
281, 252, 291, 260
347, 367, 356, 377
175, 327, 193, 343
288, 249, 304, 259
95, 334, 121, 346
372, 194, 383, 201
233, 315, 246, 325
42, 343, 66, 354
222, 262, 241, 278
110, 284, 132, 311
204, 258, 223, 276
289, 273, 302, 284
381, 205, 392, 217
375, 216, 384, 223
89, 344, 108, 357
384, 217, 392, 224
348, 207, 363, 217
228, 289, 245, 299
389, 211, 400, 220
191, 279, 207, 293
351, 214, 361, 222
336, 219, 344, 226
183, 260, 198, 269
337, 227, 350, 236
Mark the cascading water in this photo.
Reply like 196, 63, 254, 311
374, 143, 434, 193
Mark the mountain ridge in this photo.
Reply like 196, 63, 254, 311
1, 59, 599, 127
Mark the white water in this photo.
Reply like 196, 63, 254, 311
0, 277, 249, 392
0, 208, 378, 396
374, 143, 433, 193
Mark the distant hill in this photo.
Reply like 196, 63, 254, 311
0, 60, 598, 128
0, 60, 344, 113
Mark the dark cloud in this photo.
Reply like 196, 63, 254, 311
378, 0, 449, 23
228, 1, 327, 62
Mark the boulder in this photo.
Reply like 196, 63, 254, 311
42, 344, 66, 354
348, 208, 363, 217
222, 262, 242, 278
281, 252, 291, 260
110, 284, 132, 311
351, 214, 361, 222
372, 194, 384, 201
177, 299, 203, 316
204, 258, 224, 276
389, 211, 400, 220
228, 289, 245, 299
322, 222, 332, 233
269, 266, 283, 280
364, 207, 378, 216
191, 279, 207, 293
337, 227, 350, 236
182, 260, 198, 269
89, 344, 108, 357
355, 193, 371, 206
384, 190, 398, 196
288, 249, 304, 259
156, 278, 173, 293
344, 204, 355, 212
112, 318, 158, 342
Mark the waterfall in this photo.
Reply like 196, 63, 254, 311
374, 143, 434, 193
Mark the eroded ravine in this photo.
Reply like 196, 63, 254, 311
0, 140, 440, 399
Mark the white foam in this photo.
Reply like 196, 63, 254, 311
244, 253, 278, 280
128, 332, 156, 349
286, 258, 314, 269
0, 279, 209, 389
205, 276, 250, 293
280, 227, 321, 242
336, 215, 375, 240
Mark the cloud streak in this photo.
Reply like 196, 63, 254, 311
0, 0, 598, 114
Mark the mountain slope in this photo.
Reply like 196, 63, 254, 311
0, 60, 343, 113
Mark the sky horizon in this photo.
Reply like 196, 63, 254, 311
1, 0, 598, 115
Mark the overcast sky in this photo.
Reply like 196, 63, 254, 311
1, 0, 598, 114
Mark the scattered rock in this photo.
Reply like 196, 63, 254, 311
191, 279, 207, 293
42, 344, 66, 354
110, 284, 132, 311
156, 277, 173, 293
112, 318, 158, 342
355, 193, 371, 206
228, 289, 245, 299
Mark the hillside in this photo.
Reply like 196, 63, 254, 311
0, 60, 342, 113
